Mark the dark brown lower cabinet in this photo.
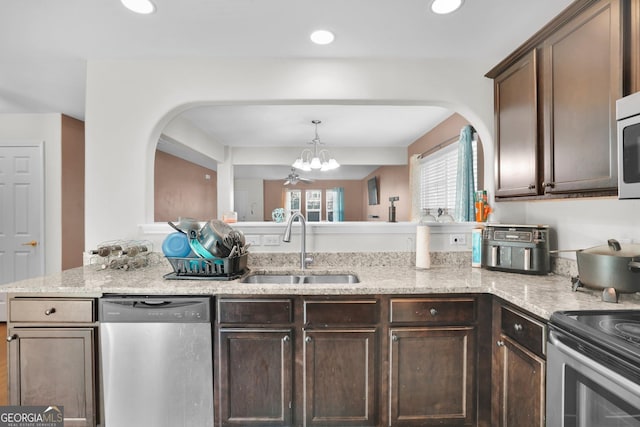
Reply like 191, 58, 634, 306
492, 301, 546, 427
495, 336, 545, 427
389, 327, 476, 426
303, 329, 377, 427
217, 328, 294, 426
8, 328, 96, 427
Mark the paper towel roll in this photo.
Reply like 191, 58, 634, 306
416, 225, 431, 269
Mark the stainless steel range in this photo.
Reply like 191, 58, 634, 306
547, 310, 640, 426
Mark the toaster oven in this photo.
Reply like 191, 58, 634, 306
481, 224, 550, 275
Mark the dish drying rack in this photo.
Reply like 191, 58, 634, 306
164, 253, 248, 280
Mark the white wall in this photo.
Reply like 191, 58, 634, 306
234, 178, 264, 222
84, 58, 496, 250
82, 57, 640, 260
497, 197, 640, 258
0, 114, 62, 274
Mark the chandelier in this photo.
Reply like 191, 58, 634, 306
292, 120, 340, 172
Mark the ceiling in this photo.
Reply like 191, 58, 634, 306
1, 0, 574, 180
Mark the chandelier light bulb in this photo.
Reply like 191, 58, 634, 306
310, 157, 322, 169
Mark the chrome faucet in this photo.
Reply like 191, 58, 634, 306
283, 212, 313, 270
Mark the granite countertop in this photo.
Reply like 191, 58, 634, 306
2, 256, 640, 320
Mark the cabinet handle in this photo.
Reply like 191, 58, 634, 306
305, 336, 312, 344
392, 335, 398, 342
429, 308, 438, 317
282, 335, 290, 343
6, 334, 17, 342
496, 340, 505, 347
44, 308, 56, 316
514, 323, 523, 333
528, 184, 536, 190
542, 182, 555, 189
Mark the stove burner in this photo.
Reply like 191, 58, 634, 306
599, 319, 640, 345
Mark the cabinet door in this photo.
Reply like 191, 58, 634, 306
494, 50, 540, 197
495, 335, 545, 427
218, 329, 293, 427
542, 0, 621, 193
7, 328, 95, 427
303, 329, 377, 427
389, 327, 476, 426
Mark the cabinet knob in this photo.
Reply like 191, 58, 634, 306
392, 335, 398, 342
429, 308, 438, 317
305, 336, 312, 344
528, 184, 536, 190
514, 323, 523, 333
282, 335, 290, 343
44, 307, 56, 316
542, 181, 555, 189
496, 340, 505, 347
6, 334, 17, 342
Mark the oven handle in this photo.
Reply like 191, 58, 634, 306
548, 330, 640, 397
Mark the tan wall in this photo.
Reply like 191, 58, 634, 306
154, 151, 217, 222
408, 112, 484, 189
61, 115, 85, 270
263, 180, 364, 221
362, 166, 410, 221
361, 113, 483, 222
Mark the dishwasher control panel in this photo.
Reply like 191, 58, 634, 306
99, 296, 211, 322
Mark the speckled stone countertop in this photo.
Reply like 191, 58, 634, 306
2, 253, 640, 320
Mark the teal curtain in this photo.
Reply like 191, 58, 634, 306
334, 187, 344, 222
455, 125, 475, 222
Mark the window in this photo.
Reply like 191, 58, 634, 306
419, 139, 477, 215
305, 190, 322, 222
284, 190, 301, 219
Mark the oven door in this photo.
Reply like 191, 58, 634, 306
547, 329, 640, 426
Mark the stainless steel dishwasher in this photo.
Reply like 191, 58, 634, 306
99, 296, 214, 427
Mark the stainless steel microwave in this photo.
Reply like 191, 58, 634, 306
617, 91, 640, 199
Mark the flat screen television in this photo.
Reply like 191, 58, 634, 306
367, 177, 379, 205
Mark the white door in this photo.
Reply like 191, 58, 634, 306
0, 142, 44, 285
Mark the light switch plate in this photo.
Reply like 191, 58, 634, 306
263, 235, 281, 246
244, 235, 261, 246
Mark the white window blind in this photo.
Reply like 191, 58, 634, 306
419, 140, 477, 214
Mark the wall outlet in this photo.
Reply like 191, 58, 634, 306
244, 235, 261, 246
263, 235, 281, 246
450, 234, 467, 245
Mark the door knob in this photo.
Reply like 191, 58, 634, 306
21, 240, 38, 247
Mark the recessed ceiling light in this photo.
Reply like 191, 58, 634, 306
121, 0, 156, 14
430, 0, 463, 14
310, 30, 335, 45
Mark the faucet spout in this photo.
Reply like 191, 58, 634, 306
283, 212, 312, 269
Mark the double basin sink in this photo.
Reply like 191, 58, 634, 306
240, 272, 360, 284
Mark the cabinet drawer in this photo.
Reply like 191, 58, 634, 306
218, 298, 293, 324
10, 298, 95, 323
390, 298, 476, 324
501, 306, 546, 357
304, 299, 378, 326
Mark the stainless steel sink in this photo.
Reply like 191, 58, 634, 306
301, 274, 360, 284
239, 273, 359, 284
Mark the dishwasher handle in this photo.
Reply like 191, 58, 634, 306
134, 300, 172, 307
99, 297, 211, 323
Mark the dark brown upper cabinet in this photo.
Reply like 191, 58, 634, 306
487, 0, 627, 199
493, 50, 540, 197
